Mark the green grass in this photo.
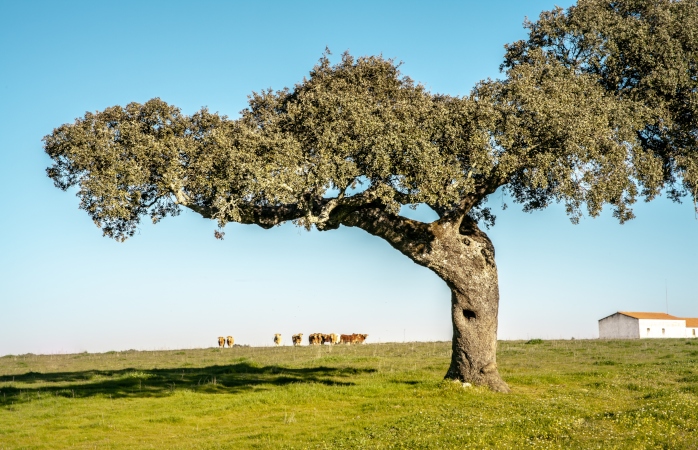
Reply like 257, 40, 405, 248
1, 339, 697, 449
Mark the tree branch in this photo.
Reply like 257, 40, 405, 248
325, 200, 435, 264
170, 184, 306, 230
183, 201, 306, 229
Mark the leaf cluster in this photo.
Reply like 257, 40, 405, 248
45, 3, 698, 240
44, 100, 187, 240
45, 53, 499, 238
503, 0, 698, 220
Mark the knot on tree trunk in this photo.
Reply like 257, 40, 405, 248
480, 362, 497, 374
463, 309, 476, 320
480, 248, 495, 267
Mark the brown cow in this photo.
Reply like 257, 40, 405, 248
340, 333, 368, 344
274, 334, 282, 346
321, 334, 333, 345
354, 333, 368, 344
309, 333, 322, 345
217, 336, 225, 348
292, 334, 303, 346
226, 336, 234, 347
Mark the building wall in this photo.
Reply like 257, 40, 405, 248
637, 319, 687, 339
599, 313, 639, 339
687, 327, 698, 338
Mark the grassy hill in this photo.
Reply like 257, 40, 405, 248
1, 339, 697, 449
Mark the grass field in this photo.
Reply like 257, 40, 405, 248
1, 339, 697, 449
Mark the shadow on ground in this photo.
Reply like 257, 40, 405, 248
0, 363, 375, 405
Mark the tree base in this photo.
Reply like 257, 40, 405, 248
444, 370, 510, 393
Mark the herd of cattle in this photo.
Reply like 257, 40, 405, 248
216, 333, 368, 347
294, 333, 368, 345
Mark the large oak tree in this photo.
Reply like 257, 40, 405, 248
44, 0, 697, 391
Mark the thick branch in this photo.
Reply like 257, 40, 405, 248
314, 186, 386, 230
186, 202, 305, 229
328, 202, 435, 265
173, 188, 305, 229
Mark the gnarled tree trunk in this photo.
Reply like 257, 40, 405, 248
425, 217, 509, 392
335, 206, 509, 392
445, 286, 507, 391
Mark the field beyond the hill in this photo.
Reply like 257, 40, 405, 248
1, 339, 697, 449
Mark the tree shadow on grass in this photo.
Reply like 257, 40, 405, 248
391, 380, 421, 386
0, 363, 375, 406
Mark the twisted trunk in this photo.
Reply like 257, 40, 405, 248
333, 206, 509, 392
427, 217, 509, 392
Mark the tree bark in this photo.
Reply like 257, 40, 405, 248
445, 287, 508, 391
335, 207, 510, 392
428, 218, 510, 392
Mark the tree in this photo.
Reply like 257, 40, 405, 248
44, 1, 697, 392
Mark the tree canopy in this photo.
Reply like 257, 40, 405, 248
45, 1, 697, 241
504, 0, 698, 219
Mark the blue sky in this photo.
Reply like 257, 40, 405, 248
1, 0, 696, 355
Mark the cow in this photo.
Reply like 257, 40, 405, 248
309, 333, 322, 345
226, 336, 234, 347
339, 333, 368, 344
217, 336, 225, 348
321, 334, 334, 345
274, 334, 282, 346
354, 334, 368, 344
291, 333, 303, 346
332, 333, 340, 345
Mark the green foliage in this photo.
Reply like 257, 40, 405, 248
1, 340, 697, 448
44, 100, 187, 240
44, 53, 478, 239
43, 2, 698, 240
504, 0, 698, 219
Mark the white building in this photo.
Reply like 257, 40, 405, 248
598, 312, 698, 339
688, 318, 698, 338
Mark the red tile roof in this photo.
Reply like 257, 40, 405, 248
619, 311, 683, 320
685, 318, 698, 328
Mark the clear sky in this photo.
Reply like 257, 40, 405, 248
1, 0, 696, 356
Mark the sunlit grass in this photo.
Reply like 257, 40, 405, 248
1, 339, 697, 448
